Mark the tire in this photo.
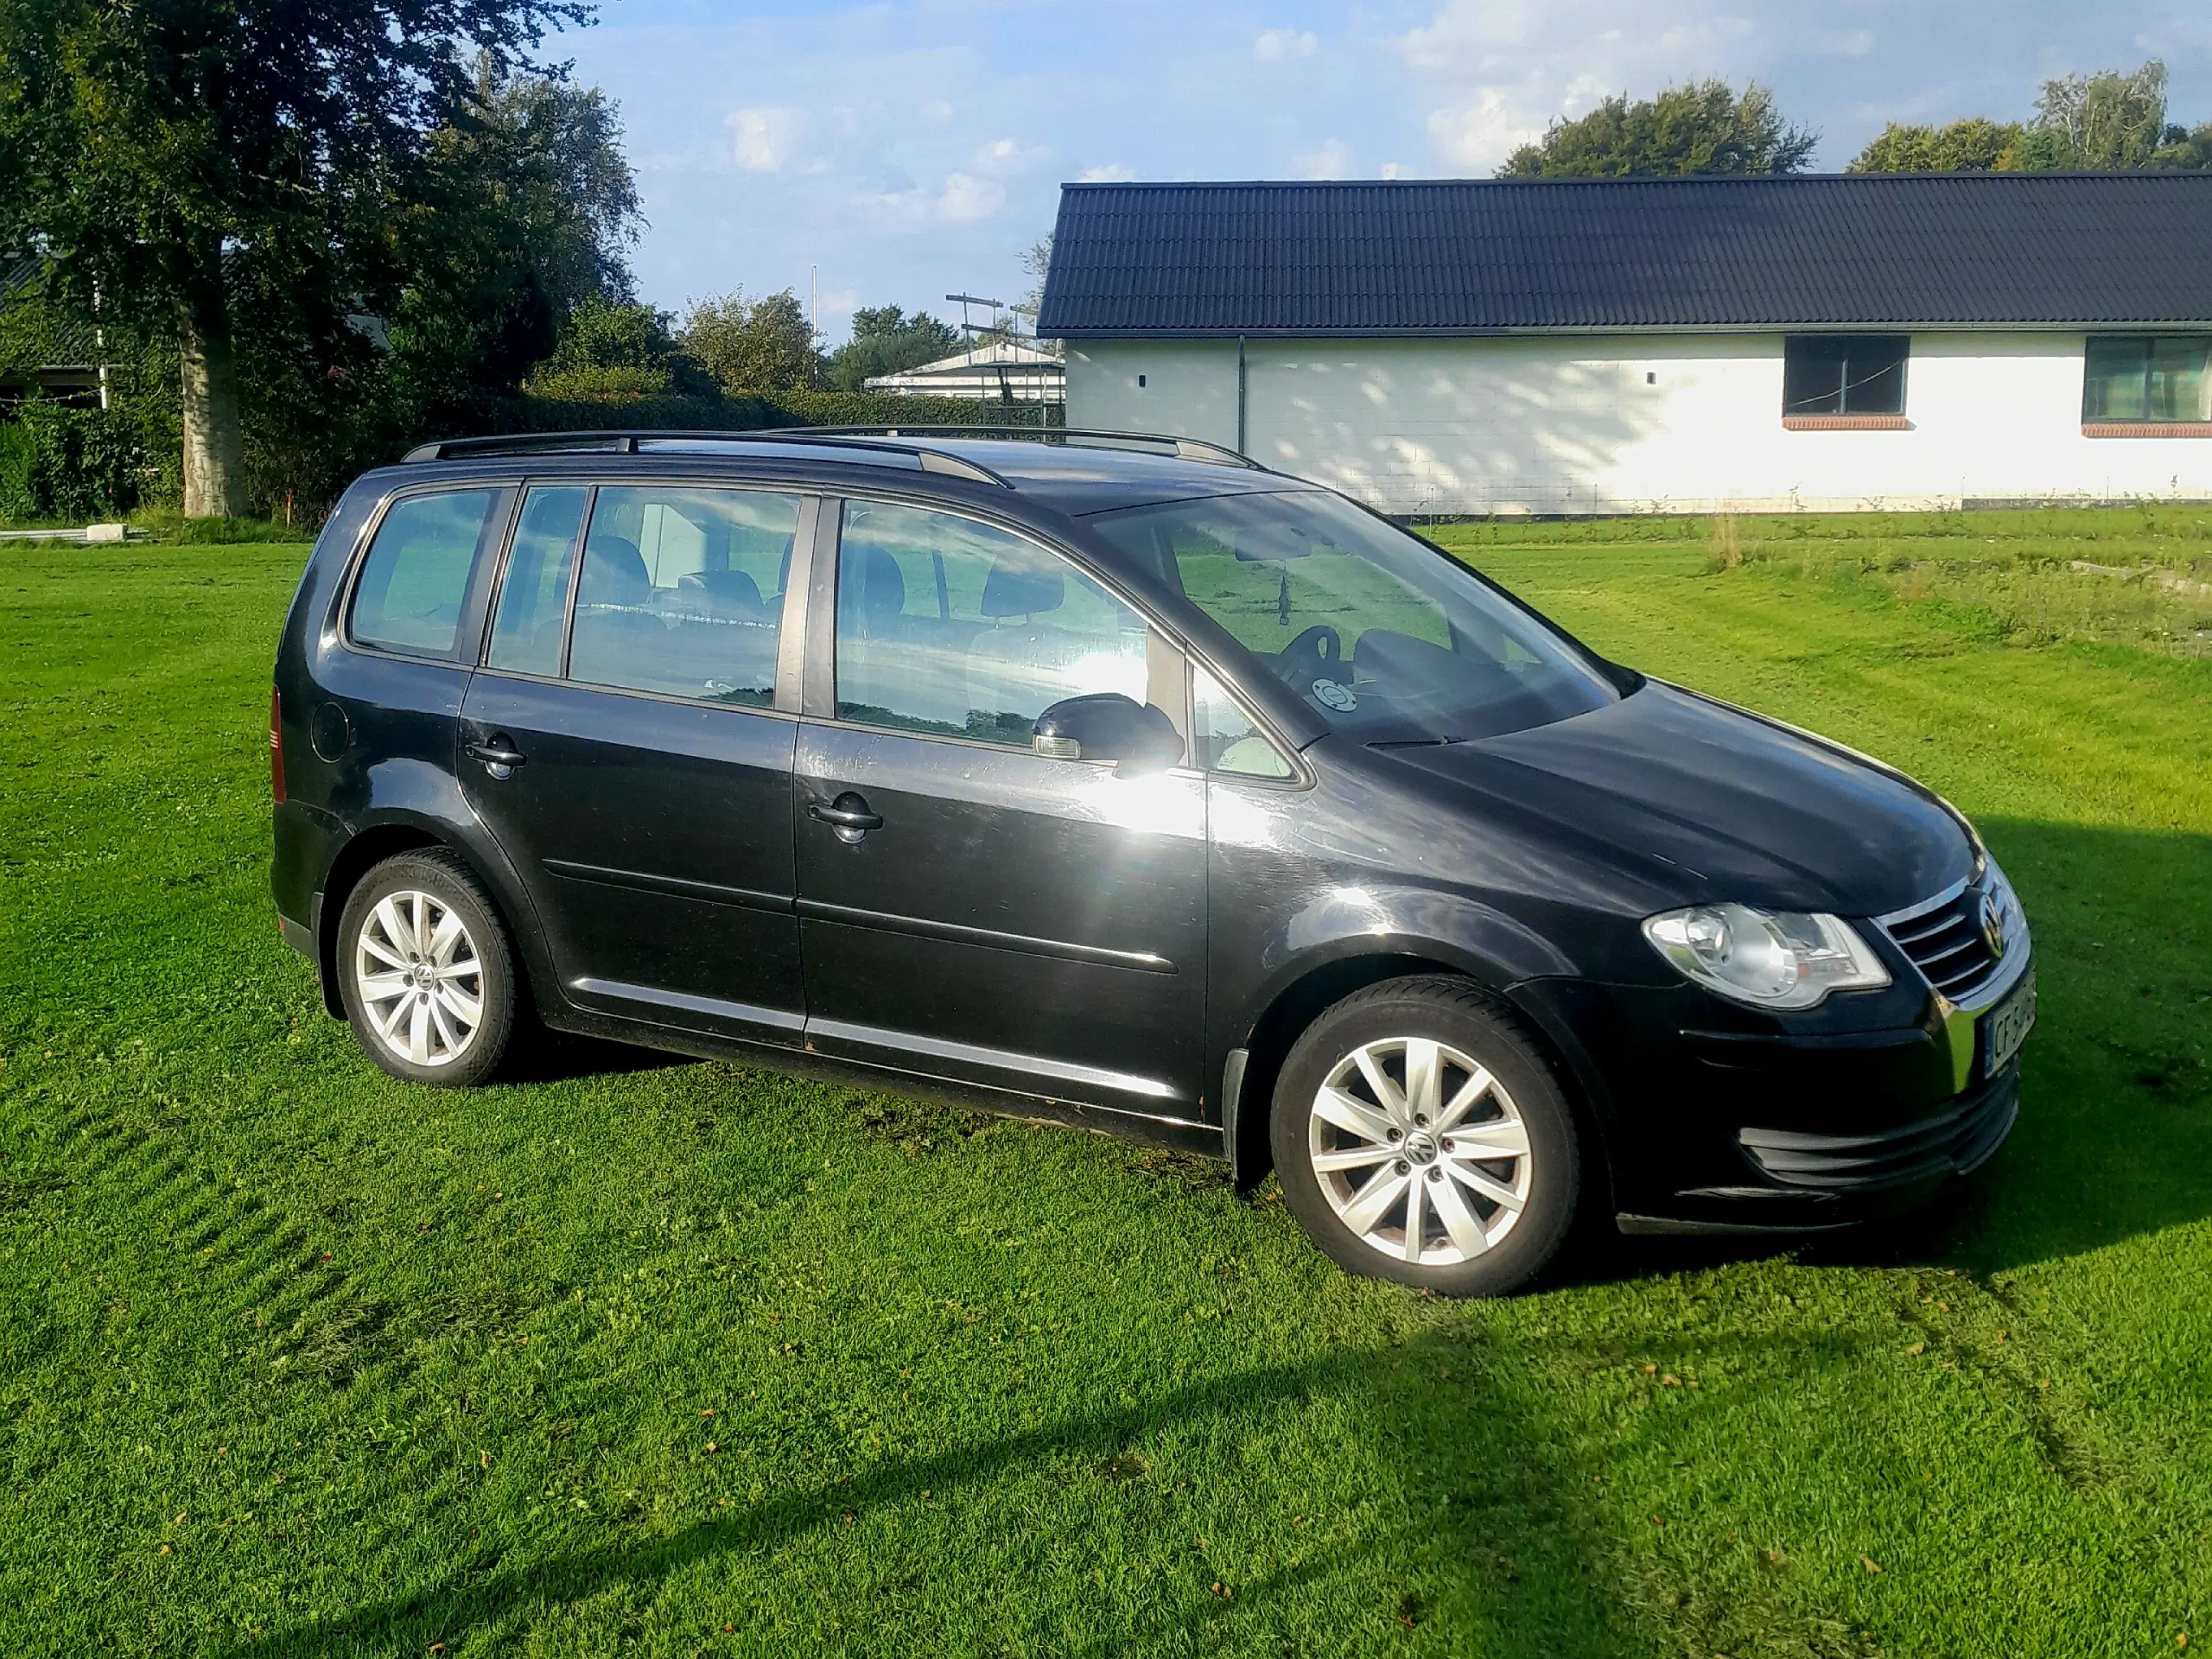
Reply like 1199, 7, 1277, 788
336, 849, 518, 1088
1270, 976, 1580, 1296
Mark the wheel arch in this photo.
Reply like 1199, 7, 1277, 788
1227, 948, 1614, 1207
316, 819, 550, 1024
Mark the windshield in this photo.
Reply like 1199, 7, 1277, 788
1085, 490, 1621, 743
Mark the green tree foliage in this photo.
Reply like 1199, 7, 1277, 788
1497, 80, 1815, 179
0, 0, 588, 515
1849, 117, 2024, 173
522, 296, 708, 401
392, 60, 645, 410
1850, 60, 2212, 174
679, 290, 821, 392
823, 306, 961, 391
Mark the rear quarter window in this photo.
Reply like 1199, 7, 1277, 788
349, 489, 503, 657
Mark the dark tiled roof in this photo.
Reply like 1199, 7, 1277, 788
0, 256, 100, 367
1036, 174, 2212, 336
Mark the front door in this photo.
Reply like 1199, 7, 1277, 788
793, 498, 1209, 1122
459, 482, 810, 1046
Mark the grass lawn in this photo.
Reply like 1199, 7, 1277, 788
3, 511, 2209, 1656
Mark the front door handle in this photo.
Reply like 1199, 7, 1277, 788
465, 737, 527, 779
808, 792, 883, 842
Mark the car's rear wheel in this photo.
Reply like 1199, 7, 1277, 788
1270, 976, 1580, 1295
337, 850, 517, 1087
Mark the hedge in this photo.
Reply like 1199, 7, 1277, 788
0, 403, 156, 524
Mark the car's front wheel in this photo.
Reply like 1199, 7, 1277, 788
1270, 976, 1580, 1295
336, 849, 518, 1087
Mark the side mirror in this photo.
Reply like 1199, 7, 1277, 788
1033, 693, 1185, 772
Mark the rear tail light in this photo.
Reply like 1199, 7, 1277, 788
270, 688, 286, 804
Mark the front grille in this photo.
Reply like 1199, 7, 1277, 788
1881, 883, 2004, 1002
1738, 1068, 2019, 1191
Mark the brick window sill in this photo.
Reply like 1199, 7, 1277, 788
1781, 414, 1913, 431
2082, 422, 2212, 438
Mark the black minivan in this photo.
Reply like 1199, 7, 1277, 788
270, 429, 2033, 1294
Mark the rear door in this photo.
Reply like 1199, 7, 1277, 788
458, 481, 811, 1046
792, 497, 1210, 1122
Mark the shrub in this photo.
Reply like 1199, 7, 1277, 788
0, 402, 154, 524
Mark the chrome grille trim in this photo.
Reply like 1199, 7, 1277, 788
1876, 871, 2023, 1009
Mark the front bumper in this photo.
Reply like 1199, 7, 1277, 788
1512, 945, 2033, 1235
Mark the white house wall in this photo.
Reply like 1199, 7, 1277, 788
1064, 335, 2212, 515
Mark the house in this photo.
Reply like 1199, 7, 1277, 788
1036, 174, 2212, 516
0, 256, 106, 407
861, 336, 1065, 404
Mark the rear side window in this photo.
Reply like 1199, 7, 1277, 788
349, 490, 502, 657
566, 486, 799, 706
486, 486, 588, 675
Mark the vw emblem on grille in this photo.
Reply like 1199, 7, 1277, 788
1979, 889, 2006, 957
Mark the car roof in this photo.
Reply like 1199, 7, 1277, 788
378, 428, 1318, 519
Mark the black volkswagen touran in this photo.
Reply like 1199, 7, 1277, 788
270, 429, 2033, 1295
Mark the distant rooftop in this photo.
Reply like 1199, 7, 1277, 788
1036, 174, 2212, 337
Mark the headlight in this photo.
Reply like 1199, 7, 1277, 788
1643, 904, 1892, 1010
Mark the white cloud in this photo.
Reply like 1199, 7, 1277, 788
936, 172, 1007, 223
1379, 161, 1408, 180
1291, 137, 1357, 179
817, 287, 861, 318
727, 105, 804, 172
1426, 91, 1545, 171
969, 137, 1052, 175
1078, 162, 1139, 182
1253, 27, 1319, 63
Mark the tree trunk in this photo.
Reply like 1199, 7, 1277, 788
178, 257, 247, 518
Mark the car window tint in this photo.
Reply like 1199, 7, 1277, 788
350, 490, 500, 657
566, 486, 799, 705
834, 500, 1148, 747
1192, 665, 1294, 779
486, 486, 588, 675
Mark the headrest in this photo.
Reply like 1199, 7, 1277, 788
685, 568, 763, 611
581, 536, 649, 607
841, 544, 906, 632
981, 563, 1064, 619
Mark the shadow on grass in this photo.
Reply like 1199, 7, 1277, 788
210, 1331, 1644, 1657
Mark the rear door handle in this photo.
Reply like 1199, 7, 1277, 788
807, 792, 883, 841
465, 738, 527, 778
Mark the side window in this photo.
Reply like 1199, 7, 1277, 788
834, 500, 1153, 747
349, 489, 501, 657
1193, 666, 1294, 779
566, 486, 799, 705
486, 486, 588, 675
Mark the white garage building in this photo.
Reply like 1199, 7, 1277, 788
1036, 175, 2212, 516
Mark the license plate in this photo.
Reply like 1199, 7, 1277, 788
1982, 972, 2037, 1079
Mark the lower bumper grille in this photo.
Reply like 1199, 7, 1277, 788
1738, 1067, 2020, 1191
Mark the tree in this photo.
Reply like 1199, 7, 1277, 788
1497, 80, 1815, 179
1849, 118, 2024, 173
1850, 60, 2212, 175
824, 306, 961, 391
521, 296, 704, 401
2037, 60, 2170, 168
0, 0, 588, 516
679, 290, 820, 391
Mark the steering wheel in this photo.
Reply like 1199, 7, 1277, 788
1274, 624, 1344, 693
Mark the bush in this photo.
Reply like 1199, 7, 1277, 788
0, 402, 155, 524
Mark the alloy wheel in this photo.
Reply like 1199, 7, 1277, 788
1306, 1035, 1533, 1266
353, 888, 485, 1068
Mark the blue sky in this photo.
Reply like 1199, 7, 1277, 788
560, 1, 2212, 343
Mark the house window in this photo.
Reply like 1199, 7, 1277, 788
2082, 337, 2211, 425
1783, 336, 1909, 420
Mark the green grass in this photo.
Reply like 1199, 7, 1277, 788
3, 513, 2210, 1656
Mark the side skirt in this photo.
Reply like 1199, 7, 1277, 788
533, 998, 1226, 1160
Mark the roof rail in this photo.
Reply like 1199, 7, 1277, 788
397, 429, 1011, 486
779, 424, 1268, 470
